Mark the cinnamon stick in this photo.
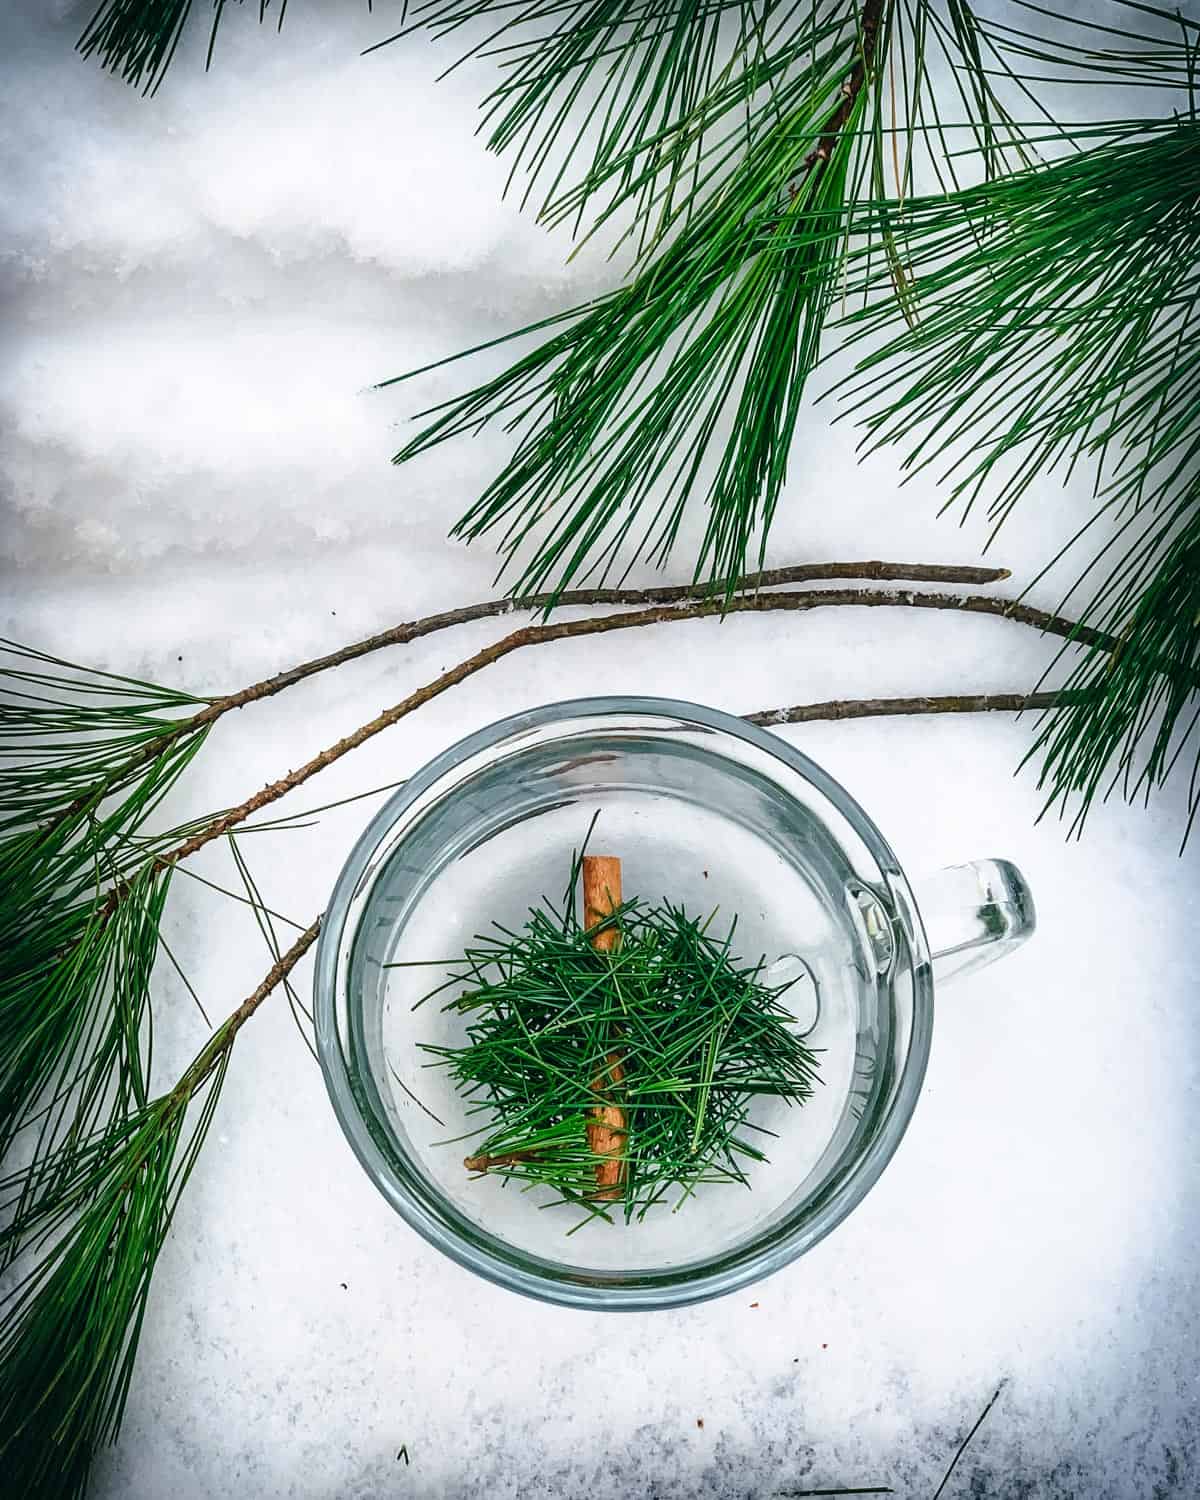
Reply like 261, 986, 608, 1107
582, 854, 626, 1200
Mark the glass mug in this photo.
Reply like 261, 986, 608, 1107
314, 698, 1034, 1309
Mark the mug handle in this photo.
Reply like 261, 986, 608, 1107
911, 859, 1036, 985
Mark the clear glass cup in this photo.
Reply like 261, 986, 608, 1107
314, 698, 1034, 1309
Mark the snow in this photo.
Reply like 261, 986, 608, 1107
1, 3, 1196, 1496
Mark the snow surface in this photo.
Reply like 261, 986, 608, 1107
1, 3, 1197, 1496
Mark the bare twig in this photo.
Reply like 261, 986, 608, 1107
99, 587, 1106, 916
46, 560, 1011, 834
747, 690, 1072, 727
172, 918, 322, 1102
196, 561, 1012, 724
189, 583, 1115, 755
463, 1150, 542, 1172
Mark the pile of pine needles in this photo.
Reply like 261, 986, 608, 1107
417, 850, 821, 1225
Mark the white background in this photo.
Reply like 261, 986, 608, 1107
2, 3, 1197, 1496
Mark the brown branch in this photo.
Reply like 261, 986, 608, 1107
99, 586, 1111, 918
47, 559, 1010, 834
171, 918, 322, 1104
804, 0, 886, 171
186, 561, 1013, 723
746, 689, 1072, 727
582, 854, 626, 1200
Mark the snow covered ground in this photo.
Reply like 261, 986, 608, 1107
2, 3, 1196, 1496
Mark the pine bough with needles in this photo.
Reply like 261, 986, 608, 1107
75, 3, 1200, 838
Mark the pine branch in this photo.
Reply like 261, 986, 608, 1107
0, 919, 319, 1500
97, 585, 1121, 914
807, 0, 886, 170
388, 3, 887, 596
840, 112, 1200, 836
376, 5, 1195, 836
41, 5, 1199, 1488
32, 559, 1010, 852
384, 0, 1051, 601
0, 561, 1159, 1496
746, 689, 1072, 726
0, 1094, 204, 1500
0, 574, 1102, 1245
0, 863, 176, 1268
0, 646, 214, 1241
77, 0, 304, 94
0, 566, 1151, 1270
71, 1, 1198, 839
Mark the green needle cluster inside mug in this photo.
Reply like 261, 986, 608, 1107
413, 841, 823, 1228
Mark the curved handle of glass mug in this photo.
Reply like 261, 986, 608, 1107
911, 858, 1036, 985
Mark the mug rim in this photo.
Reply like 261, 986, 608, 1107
313, 696, 934, 1310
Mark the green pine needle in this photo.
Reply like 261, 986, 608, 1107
0, 645, 213, 1206
387, 2, 809, 246
384, 0, 1046, 601
0, 861, 172, 1264
387, 7, 871, 599
0, 1045, 230, 1500
391, 2, 1038, 252
79, 0, 218, 92
0, 635, 319, 1495
837, 116, 1200, 835
398, 122, 854, 597
417, 851, 822, 1222
77, 0, 298, 94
